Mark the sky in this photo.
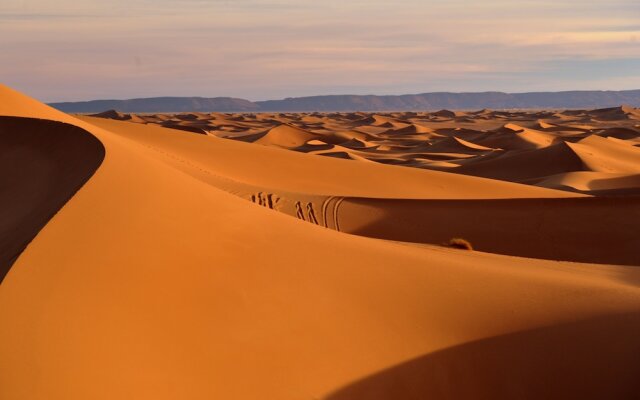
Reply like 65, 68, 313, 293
1, 0, 639, 102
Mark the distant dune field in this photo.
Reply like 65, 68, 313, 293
1, 84, 639, 399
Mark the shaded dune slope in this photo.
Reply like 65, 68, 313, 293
455, 142, 586, 182
0, 117, 105, 282
335, 197, 640, 265
529, 171, 640, 195
328, 312, 640, 400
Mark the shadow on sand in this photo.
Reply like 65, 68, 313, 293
326, 312, 640, 400
0, 117, 105, 283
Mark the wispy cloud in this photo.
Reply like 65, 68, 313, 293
1, 0, 639, 101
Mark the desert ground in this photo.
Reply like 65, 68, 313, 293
1, 83, 639, 399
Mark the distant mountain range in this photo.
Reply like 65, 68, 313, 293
50, 90, 640, 113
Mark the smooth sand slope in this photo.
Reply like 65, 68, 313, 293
1, 84, 639, 399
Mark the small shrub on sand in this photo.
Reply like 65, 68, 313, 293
446, 238, 473, 251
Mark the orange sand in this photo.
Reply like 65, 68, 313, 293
0, 84, 639, 399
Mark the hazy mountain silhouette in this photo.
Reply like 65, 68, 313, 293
50, 90, 640, 113
51, 96, 259, 113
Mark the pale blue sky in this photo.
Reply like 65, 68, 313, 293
1, 0, 639, 101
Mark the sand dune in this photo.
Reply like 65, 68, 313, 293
427, 136, 497, 153
597, 126, 640, 140
97, 106, 640, 191
389, 123, 433, 135
1, 84, 639, 400
531, 171, 640, 195
454, 142, 585, 182
587, 105, 640, 121
567, 135, 640, 173
469, 124, 558, 150
252, 124, 320, 148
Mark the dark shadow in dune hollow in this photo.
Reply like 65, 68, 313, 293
0, 117, 105, 283
326, 312, 640, 400
336, 196, 640, 266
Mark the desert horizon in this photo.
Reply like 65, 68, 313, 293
46, 88, 640, 113
1, 0, 639, 399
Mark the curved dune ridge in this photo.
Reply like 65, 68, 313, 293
1, 84, 640, 399
0, 116, 105, 283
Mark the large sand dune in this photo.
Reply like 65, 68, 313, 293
1, 84, 639, 399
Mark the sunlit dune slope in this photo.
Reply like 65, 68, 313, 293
1, 84, 639, 400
